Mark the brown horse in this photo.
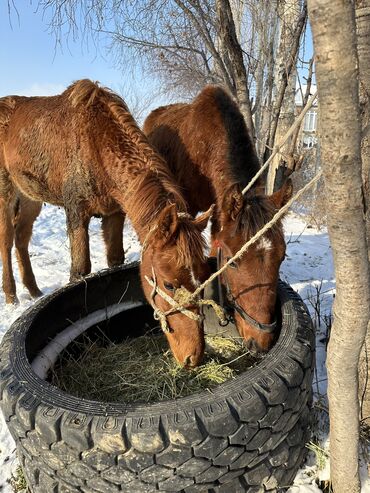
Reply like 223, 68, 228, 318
144, 85, 293, 353
0, 80, 212, 367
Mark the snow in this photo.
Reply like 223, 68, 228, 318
0, 205, 368, 492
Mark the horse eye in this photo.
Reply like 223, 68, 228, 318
164, 281, 175, 291
226, 258, 238, 269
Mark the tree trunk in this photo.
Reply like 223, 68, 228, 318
289, 56, 314, 153
266, 1, 307, 192
356, 0, 370, 431
254, 1, 279, 160
308, 1, 370, 492
216, 0, 256, 144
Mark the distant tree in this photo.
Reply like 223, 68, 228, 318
308, 1, 370, 492
39, 0, 308, 163
265, 0, 307, 193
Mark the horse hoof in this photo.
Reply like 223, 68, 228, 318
5, 295, 19, 305
108, 258, 125, 268
31, 289, 43, 299
70, 272, 87, 282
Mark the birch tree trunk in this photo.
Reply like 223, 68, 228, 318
266, 0, 307, 193
254, 2, 279, 159
308, 1, 370, 492
356, 0, 370, 431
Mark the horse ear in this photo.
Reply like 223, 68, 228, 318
194, 204, 215, 231
156, 203, 179, 241
269, 178, 293, 209
222, 184, 244, 221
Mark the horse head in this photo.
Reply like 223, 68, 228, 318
140, 204, 213, 367
216, 179, 293, 354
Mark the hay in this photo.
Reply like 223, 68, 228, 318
50, 332, 258, 403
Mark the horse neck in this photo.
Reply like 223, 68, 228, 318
112, 169, 181, 244
98, 100, 186, 243
187, 126, 261, 210
207, 160, 255, 210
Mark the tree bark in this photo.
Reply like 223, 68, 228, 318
355, 0, 370, 431
266, 1, 307, 193
308, 1, 370, 492
254, 1, 279, 159
215, 0, 256, 143
289, 56, 314, 153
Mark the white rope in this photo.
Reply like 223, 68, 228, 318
145, 273, 200, 333
191, 170, 323, 300
242, 91, 317, 195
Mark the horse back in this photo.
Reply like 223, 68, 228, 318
144, 102, 218, 213
0, 90, 121, 212
144, 86, 262, 207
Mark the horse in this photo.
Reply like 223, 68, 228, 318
143, 85, 293, 354
0, 79, 212, 367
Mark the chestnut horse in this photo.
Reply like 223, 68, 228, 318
144, 85, 293, 353
0, 80, 212, 367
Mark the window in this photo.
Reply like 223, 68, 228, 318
304, 110, 317, 132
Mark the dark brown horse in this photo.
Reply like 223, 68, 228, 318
0, 80, 212, 367
144, 85, 293, 353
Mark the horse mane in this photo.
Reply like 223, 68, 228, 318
195, 86, 261, 189
124, 172, 205, 266
174, 217, 207, 268
145, 212, 206, 269
122, 171, 185, 226
235, 194, 284, 241
66, 79, 120, 109
68, 79, 187, 220
191, 86, 277, 238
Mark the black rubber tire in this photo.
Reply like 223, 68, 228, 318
0, 262, 315, 493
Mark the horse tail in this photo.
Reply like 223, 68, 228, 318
0, 96, 17, 142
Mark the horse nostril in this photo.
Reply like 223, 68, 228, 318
245, 338, 259, 354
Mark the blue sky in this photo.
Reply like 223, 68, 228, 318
0, 2, 127, 97
0, 2, 314, 106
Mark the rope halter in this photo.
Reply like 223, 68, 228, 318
145, 267, 227, 333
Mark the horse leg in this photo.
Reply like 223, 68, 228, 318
101, 212, 125, 267
14, 196, 43, 299
0, 169, 17, 303
66, 209, 91, 281
0, 204, 17, 303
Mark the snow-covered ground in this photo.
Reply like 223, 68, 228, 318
0, 205, 368, 492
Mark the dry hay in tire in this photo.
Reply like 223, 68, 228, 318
50, 333, 259, 403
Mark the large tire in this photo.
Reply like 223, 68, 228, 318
0, 262, 314, 493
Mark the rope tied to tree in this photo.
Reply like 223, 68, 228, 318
242, 91, 317, 195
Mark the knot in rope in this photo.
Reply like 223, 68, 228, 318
145, 272, 227, 333
173, 286, 196, 306
173, 287, 228, 325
